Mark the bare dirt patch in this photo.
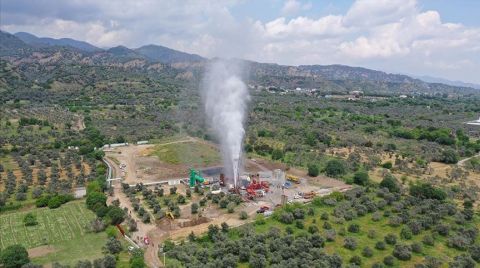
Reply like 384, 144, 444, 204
28, 245, 57, 258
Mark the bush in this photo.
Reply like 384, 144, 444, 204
385, 234, 397, 245
344, 237, 358, 250
440, 149, 459, 164
47, 196, 63, 209
349, 255, 362, 266
382, 162, 393, 169
348, 223, 360, 233
380, 175, 400, 193
469, 244, 480, 263
227, 203, 235, 213
308, 225, 319, 234
362, 246, 374, 258
295, 220, 304, 229
279, 212, 294, 224
393, 244, 412, 261
325, 159, 347, 177
239, 211, 248, 220
409, 183, 446, 200
105, 238, 123, 254
0, 244, 30, 268
353, 171, 369, 186
422, 234, 435, 246
449, 254, 476, 268
400, 227, 413, 240
411, 242, 422, 253
307, 164, 319, 177
383, 255, 395, 266
375, 241, 386, 250
191, 203, 199, 214
23, 213, 38, 226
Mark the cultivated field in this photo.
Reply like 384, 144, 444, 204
0, 201, 95, 250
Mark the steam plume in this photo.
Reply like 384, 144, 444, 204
202, 59, 249, 187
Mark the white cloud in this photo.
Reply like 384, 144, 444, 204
281, 0, 312, 16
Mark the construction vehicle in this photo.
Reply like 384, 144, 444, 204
286, 174, 300, 184
166, 211, 175, 220
189, 168, 206, 188
303, 191, 317, 199
256, 206, 270, 213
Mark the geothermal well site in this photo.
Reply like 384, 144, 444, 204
101, 60, 351, 252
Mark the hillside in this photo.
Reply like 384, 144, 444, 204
14, 32, 101, 52
135, 44, 204, 63
0, 30, 478, 97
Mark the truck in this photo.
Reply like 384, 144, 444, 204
286, 174, 300, 184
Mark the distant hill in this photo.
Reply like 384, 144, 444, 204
0, 31, 31, 56
135, 44, 204, 63
413, 75, 480, 90
0, 30, 478, 96
14, 32, 101, 52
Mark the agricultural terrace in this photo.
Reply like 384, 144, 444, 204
165, 187, 480, 267
0, 201, 106, 265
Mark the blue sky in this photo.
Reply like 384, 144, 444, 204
231, 0, 480, 27
1, 0, 480, 84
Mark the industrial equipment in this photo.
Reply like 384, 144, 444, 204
286, 174, 300, 184
189, 168, 206, 188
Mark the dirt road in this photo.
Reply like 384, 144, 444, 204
458, 152, 480, 167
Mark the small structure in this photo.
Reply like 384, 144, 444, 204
466, 117, 480, 126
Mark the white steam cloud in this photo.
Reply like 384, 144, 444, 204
202, 59, 249, 187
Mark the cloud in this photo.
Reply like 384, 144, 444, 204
1, 0, 479, 83
281, 0, 312, 16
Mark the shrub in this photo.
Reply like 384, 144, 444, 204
375, 241, 386, 250
382, 162, 393, 169
320, 212, 329, 220
383, 255, 395, 266
384, 234, 397, 245
448, 254, 476, 268
362, 246, 374, 258
293, 208, 305, 219
105, 238, 123, 254
23, 213, 38, 226
469, 244, 480, 263
440, 149, 459, 164
295, 220, 304, 229
380, 175, 400, 193
393, 244, 412, 261
279, 212, 294, 224
0, 244, 30, 268
308, 225, 319, 234
325, 159, 347, 177
325, 229, 336, 241
422, 234, 435, 246
409, 183, 446, 200
344, 237, 358, 250
368, 230, 376, 239
400, 227, 413, 240
239, 211, 248, 220
353, 171, 369, 186
349, 255, 362, 266
191, 203, 199, 214
307, 163, 319, 177
411, 242, 422, 253
323, 221, 332, 230
47, 196, 63, 209
348, 223, 360, 233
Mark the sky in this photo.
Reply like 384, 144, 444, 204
1, 0, 480, 84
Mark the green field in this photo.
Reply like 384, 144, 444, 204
150, 141, 221, 166
0, 201, 107, 265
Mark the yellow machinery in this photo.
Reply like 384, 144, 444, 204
286, 174, 300, 184
167, 212, 175, 220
